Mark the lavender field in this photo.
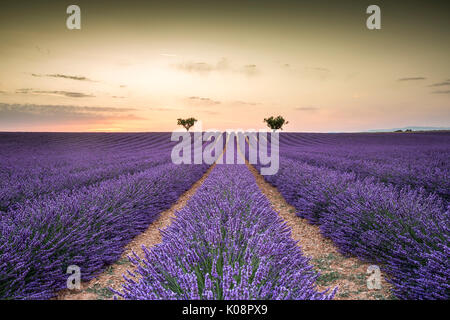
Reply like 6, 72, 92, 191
0, 132, 449, 300
260, 131, 450, 299
0, 133, 209, 299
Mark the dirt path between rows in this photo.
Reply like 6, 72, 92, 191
246, 163, 394, 300
56, 164, 217, 300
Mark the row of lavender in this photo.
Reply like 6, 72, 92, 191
279, 132, 450, 200
252, 132, 449, 299
0, 133, 209, 299
115, 164, 335, 300
0, 133, 175, 210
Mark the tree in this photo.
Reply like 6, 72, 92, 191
264, 116, 289, 131
177, 117, 197, 131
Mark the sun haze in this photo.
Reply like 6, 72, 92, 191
0, 0, 449, 132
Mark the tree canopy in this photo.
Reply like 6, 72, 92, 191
177, 118, 197, 131
263, 116, 289, 131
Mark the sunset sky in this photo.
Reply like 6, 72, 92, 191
0, 0, 449, 132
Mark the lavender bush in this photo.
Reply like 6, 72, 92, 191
279, 132, 450, 200
0, 133, 175, 210
115, 165, 335, 300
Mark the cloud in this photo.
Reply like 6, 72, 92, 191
240, 64, 259, 76
431, 90, 450, 94
75, 106, 136, 112
177, 62, 214, 73
295, 106, 319, 111
174, 58, 259, 76
175, 58, 229, 74
428, 80, 450, 87
187, 98, 261, 108
35, 91, 95, 98
31, 73, 93, 81
0, 103, 136, 114
16, 88, 95, 98
231, 100, 261, 106
397, 77, 426, 81
15, 88, 33, 94
0, 103, 142, 127
187, 96, 221, 105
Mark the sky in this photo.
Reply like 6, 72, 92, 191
0, 0, 449, 132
